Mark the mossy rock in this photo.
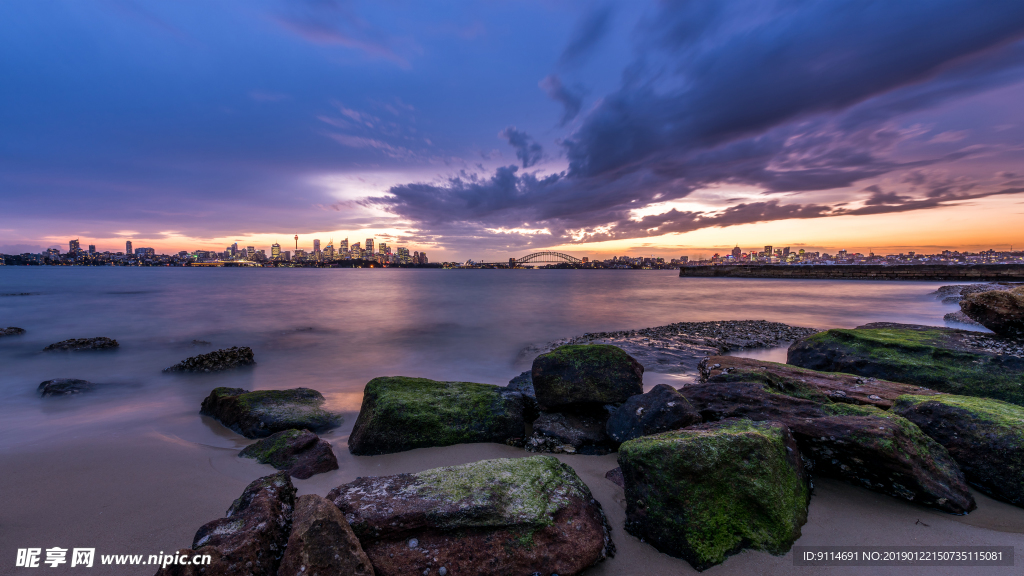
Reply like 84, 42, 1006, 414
893, 394, 1024, 507
532, 344, 644, 411
239, 429, 339, 479
788, 323, 1024, 407
960, 286, 1024, 338
200, 387, 342, 439
328, 456, 613, 576
348, 377, 527, 455
618, 419, 809, 571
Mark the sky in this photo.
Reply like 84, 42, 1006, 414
3, 0, 1024, 261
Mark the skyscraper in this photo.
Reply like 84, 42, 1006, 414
126, 240, 133, 255
313, 239, 321, 256
339, 238, 349, 254
350, 242, 361, 260
763, 245, 772, 258
231, 243, 238, 256
246, 246, 255, 259
271, 243, 281, 259
69, 239, 80, 253
365, 238, 374, 256
782, 247, 790, 257
378, 242, 388, 255
88, 245, 96, 254
731, 245, 741, 259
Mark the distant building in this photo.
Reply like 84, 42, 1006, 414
313, 239, 321, 257
134, 247, 155, 257
365, 238, 374, 256
731, 246, 741, 259
271, 243, 281, 259
69, 239, 81, 253
246, 246, 255, 259
397, 247, 410, 264
378, 242, 388, 255
88, 245, 96, 254
763, 245, 772, 258
283, 250, 291, 261
126, 241, 133, 255
782, 247, 790, 257
339, 238, 349, 255
680, 256, 689, 263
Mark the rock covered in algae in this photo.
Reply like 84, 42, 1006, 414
960, 286, 1024, 338
618, 419, 809, 571
201, 387, 342, 439
894, 393, 1024, 507
327, 455, 613, 576
239, 429, 338, 479
348, 376, 526, 455
277, 494, 374, 576
531, 344, 643, 411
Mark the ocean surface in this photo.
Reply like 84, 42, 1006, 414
0, 267, 975, 452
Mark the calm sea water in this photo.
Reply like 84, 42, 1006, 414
0, 268, 972, 451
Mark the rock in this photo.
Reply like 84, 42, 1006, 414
191, 339, 212, 346
328, 456, 613, 576
531, 410, 615, 454
532, 344, 644, 411
239, 429, 339, 480
277, 494, 374, 576
201, 387, 342, 439
605, 467, 625, 488
618, 419, 809, 571
38, 378, 95, 396
165, 346, 256, 372
43, 337, 118, 351
154, 472, 295, 576
960, 286, 1024, 338
788, 323, 1024, 407
893, 394, 1024, 507
605, 384, 701, 443
0, 326, 26, 337
943, 310, 983, 327
701, 355, 938, 409
681, 381, 975, 514
507, 370, 535, 398
348, 377, 526, 455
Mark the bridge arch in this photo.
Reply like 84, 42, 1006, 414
514, 251, 582, 265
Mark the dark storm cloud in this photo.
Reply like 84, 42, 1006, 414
498, 127, 544, 168
539, 75, 584, 125
558, 6, 612, 69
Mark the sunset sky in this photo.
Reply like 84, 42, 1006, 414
3, 1, 1024, 261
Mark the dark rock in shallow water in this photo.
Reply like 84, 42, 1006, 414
328, 456, 613, 576
38, 379, 95, 396
43, 337, 118, 351
893, 394, 1024, 507
1, 327, 26, 337
277, 494, 373, 576
681, 380, 975, 514
788, 323, 1024, 407
530, 409, 615, 454
239, 429, 339, 479
606, 384, 701, 444
618, 419, 809, 571
960, 286, 1024, 339
164, 346, 255, 372
532, 344, 644, 411
190, 339, 212, 347
154, 472, 295, 576
943, 310, 983, 327
200, 387, 342, 439
605, 467, 625, 488
348, 377, 526, 455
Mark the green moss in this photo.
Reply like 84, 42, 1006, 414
239, 429, 304, 463
619, 420, 808, 569
894, 394, 1024, 434
714, 368, 829, 402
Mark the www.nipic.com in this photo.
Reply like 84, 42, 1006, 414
15, 548, 212, 569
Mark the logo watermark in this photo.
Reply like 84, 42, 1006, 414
15, 548, 211, 569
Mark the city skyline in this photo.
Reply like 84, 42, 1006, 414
3, 2, 1024, 261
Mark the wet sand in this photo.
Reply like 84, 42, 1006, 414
3, 411, 1022, 576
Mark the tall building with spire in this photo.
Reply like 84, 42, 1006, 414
271, 243, 281, 260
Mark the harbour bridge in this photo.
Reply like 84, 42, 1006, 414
511, 251, 582, 265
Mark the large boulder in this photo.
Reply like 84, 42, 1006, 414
348, 377, 526, 455
701, 355, 939, 409
239, 429, 338, 480
788, 323, 1024, 407
681, 381, 975, 514
532, 344, 644, 411
893, 394, 1024, 507
0, 327, 25, 337
277, 494, 374, 576
618, 419, 809, 571
164, 347, 256, 372
960, 286, 1024, 338
43, 337, 118, 351
154, 472, 296, 576
605, 384, 701, 444
38, 378, 95, 396
201, 387, 342, 439
328, 456, 613, 576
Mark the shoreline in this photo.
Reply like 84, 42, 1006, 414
680, 264, 1024, 282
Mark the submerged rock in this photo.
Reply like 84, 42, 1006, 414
43, 337, 118, 351
605, 384, 701, 444
277, 494, 374, 576
201, 387, 342, 439
788, 323, 1024, 407
239, 429, 338, 480
348, 377, 526, 455
893, 394, 1024, 507
38, 378, 95, 396
328, 456, 613, 576
532, 344, 644, 411
1, 327, 26, 337
164, 346, 256, 372
682, 381, 975, 514
618, 419, 809, 571
154, 472, 296, 576
960, 286, 1024, 338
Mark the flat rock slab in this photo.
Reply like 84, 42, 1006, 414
328, 456, 613, 576
532, 344, 643, 411
239, 429, 339, 479
277, 494, 373, 576
618, 419, 809, 571
43, 337, 118, 351
788, 323, 1024, 407
700, 355, 939, 409
894, 394, 1024, 507
164, 346, 256, 372
201, 387, 342, 439
38, 379, 95, 396
1, 327, 26, 337
606, 384, 702, 444
348, 377, 526, 455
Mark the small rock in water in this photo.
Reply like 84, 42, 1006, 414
43, 337, 118, 351
38, 379, 95, 396
0, 327, 26, 337
164, 346, 256, 372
